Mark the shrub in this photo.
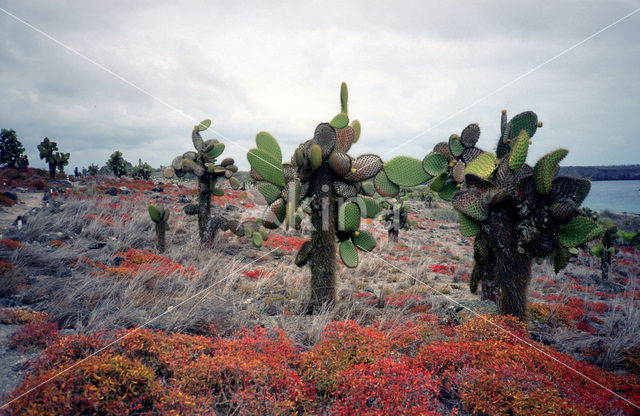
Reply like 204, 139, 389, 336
9, 319, 60, 351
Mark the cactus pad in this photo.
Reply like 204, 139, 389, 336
295, 240, 312, 267
313, 123, 337, 157
183, 203, 199, 215
182, 159, 205, 176
473, 233, 490, 263
460, 123, 480, 148
464, 152, 497, 179
533, 149, 568, 195
433, 142, 453, 160
422, 152, 448, 176
334, 180, 358, 198
247, 148, 285, 187
344, 154, 383, 182
251, 232, 263, 248
338, 202, 361, 232
198, 119, 211, 131
340, 82, 349, 114
509, 111, 538, 140
553, 248, 569, 274
335, 126, 354, 153
351, 120, 361, 144
449, 134, 465, 157
263, 198, 286, 229
558, 216, 604, 248
255, 131, 282, 162
550, 176, 590, 207
508, 130, 530, 170
437, 180, 458, 201
330, 113, 349, 129
550, 200, 579, 223
357, 196, 382, 218
148, 205, 166, 223
212, 188, 224, 197
453, 190, 488, 221
461, 147, 484, 164
374, 170, 400, 197
353, 230, 376, 252
339, 240, 359, 268
383, 156, 432, 187
361, 181, 376, 196
429, 172, 448, 192
459, 212, 481, 237
206, 143, 226, 160
329, 151, 352, 176
452, 160, 466, 183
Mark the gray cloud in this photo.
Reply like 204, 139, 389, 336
1, 0, 639, 172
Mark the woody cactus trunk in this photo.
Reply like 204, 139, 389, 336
248, 83, 397, 313
163, 119, 239, 244
409, 110, 604, 319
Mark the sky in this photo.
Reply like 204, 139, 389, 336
1, 1, 639, 172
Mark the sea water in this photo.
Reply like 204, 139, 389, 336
581, 180, 640, 214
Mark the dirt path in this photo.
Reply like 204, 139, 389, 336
0, 190, 44, 233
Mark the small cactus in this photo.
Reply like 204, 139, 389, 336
107, 151, 128, 178
248, 83, 405, 313
131, 158, 152, 180
148, 204, 169, 252
163, 119, 240, 244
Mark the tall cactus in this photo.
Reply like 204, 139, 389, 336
163, 119, 240, 244
148, 204, 169, 253
390, 110, 603, 319
248, 83, 393, 313
38, 137, 70, 179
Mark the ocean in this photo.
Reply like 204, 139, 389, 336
581, 180, 640, 214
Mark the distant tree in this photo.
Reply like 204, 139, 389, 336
37, 137, 70, 179
130, 158, 152, 180
0, 128, 26, 168
107, 151, 128, 178
87, 163, 99, 176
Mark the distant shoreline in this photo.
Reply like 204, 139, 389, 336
559, 165, 640, 181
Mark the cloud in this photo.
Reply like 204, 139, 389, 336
1, 0, 639, 172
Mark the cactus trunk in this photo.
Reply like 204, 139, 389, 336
197, 175, 213, 244
307, 163, 336, 314
488, 204, 532, 320
48, 164, 56, 179
155, 223, 166, 253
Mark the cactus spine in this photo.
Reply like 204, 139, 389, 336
148, 204, 169, 252
248, 83, 398, 313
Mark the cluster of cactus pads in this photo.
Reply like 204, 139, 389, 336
148, 204, 169, 252
249, 83, 410, 312
418, 110, 604, 319
163, 119, 242, 244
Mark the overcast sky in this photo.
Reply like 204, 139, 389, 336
1, 1, 639, 172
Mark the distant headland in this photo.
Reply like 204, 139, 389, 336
559, 165, 640, 181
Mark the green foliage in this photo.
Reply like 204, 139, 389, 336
131, 158, 152, 180
38, 137, 69, 178
107, 150, 128, 178
0, 128, 25, 168
87, 163, 99, 175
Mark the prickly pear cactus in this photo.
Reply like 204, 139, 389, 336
163, 119, 240, 244
248, 83, 395, 313
424, 110, 603, 319
148, 204, 170, 253
38, 137, 69, 179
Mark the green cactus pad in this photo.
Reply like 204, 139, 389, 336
282, 178, 301, 203
374, 171, 400, 198
553, 248, 569, 274
340, 82, 349, 114
306, 144, 322, 172
508, 130, 530, 170
461, 147, 484, 165
344, 154, 383, 182
182, 159, 205, 176
335, 126, 354, 153
464, 152, 497, 180
550, 176, 591, 207
212, 188, 224, 197
198, 119, 211, 131
330, 112, 349, 129
533, 149, 568, 195
295, 240, 312, 267
509, 111, 538, 140
148, 205, 161, 223
183, 203, 199, 215
422, 152, 448, 177
361, 181, 376, 196
559, 216, 604, 248
356, 196, 382, 218
459, 212, 481, 237
257, 182, 282, 205
338, 202, 361, 232
339, 240, 359, 268
247, 148, 285, 187
449, 134, 465, 157
383, 156, 432, 187
452, 160, 466, 183
589, 243, 604, 257
429, 172, 449, 192
460, 123, 481, 148
352, 230, 376, 252
206, 143, 226, 160
351, 120, 361, 144
433, 142, 453, 160
452, 190, 488, 221
251, 232, 263, 248
437, 180, 459, 201
329, 152, 351, 176
263, 198, 286, 229
255, 131, 282, 162
550, 200, 579, 223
